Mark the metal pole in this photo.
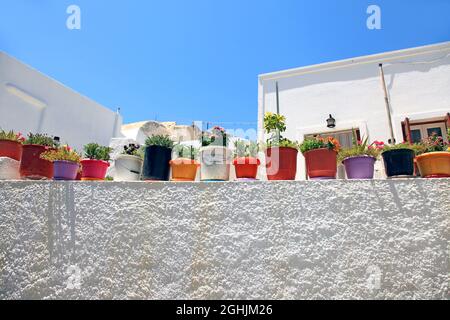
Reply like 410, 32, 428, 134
275, 81, 280, 115
379, 64, 396, 144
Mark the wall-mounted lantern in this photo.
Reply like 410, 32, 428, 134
327, 114, 336, 129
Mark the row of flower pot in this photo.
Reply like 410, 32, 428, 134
0, 131, 113, 181
1, 121, 449, 181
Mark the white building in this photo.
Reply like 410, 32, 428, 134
258, 42, 450, 180
0, 51, 122, 152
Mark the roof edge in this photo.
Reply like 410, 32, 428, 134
259, 41, 450, 81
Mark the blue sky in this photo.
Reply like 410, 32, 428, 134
1, 0, 449, 128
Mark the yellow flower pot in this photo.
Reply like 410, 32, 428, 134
416, 152, 450, 178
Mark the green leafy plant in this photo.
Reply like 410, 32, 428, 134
263, 112, 298, 149
0, 129, 25, 143
122, 143, 144, 159
201, 126, 229, 147
234, 140, 259, 158
24, 133, 58, 147
40, 145, 81, 163
173, 145, 199, 160
337, 129, 382, 163
300, 136, 341, 154
145, 135, 175, 149
83, 143, 112, 161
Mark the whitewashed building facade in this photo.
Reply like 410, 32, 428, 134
258, 42, 450, 180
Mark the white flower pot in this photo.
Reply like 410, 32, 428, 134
114, 155, 143, 181
200, 146, 231, 181
0, 157, 20, 180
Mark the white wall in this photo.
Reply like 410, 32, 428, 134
0, 180, 448, 300
0, 52, 122, 152
258, 42, 450, 180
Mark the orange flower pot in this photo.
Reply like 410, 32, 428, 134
234, 157, 260, 179
0, 140, 23, 161
303, 148, 337, 179
416, 152, 450, 178
170, 158, 200, 181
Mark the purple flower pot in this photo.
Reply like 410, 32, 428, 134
53, 160, 79, 181
343, 156, 376, 179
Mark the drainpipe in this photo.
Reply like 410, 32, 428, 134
379, 64, 396, 144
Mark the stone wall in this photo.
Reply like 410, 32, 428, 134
0, 179, 449, 300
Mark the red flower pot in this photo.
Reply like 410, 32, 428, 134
265, 147, 298, 181
0, 140, 23, 161
303, 148, 337, 179
20, 145, 54, 180
80, 159, 110, 180
233, 157, 260, 179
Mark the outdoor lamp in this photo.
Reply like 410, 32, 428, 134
327, 114, 336, 129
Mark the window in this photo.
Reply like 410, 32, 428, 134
403, 116, 449, 144
410, 123, 447, 143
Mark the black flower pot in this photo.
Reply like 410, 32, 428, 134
382, 149, 415, 177
143, 146, 172, 181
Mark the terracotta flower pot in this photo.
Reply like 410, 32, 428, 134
53, 160, 79, 181
265, 147, 298, 181
200, 146, 231, 181
303, 148, 337, 180
382, 149, 415, 178
80, 159, 110, 180
0, 140, 23, 161
20, 145, 54, 180
416, 152, 450, 178
114, 154, 143, 181
170, 158, 200, 181
234, 157, 260, 179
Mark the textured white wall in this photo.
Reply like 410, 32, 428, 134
0, 52, 122, 151
0, 180, 449, 300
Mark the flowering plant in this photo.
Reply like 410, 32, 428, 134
122, 143, 144, 159
418, 132, 449, 154
0, 129, 25, 143
382, 142, 426, 156
300, 136, 341, 154
40, 145, 81, 163
202, 126, 229, 147
263, 112, 298, 149
337, 130, 382, 162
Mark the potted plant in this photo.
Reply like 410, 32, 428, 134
20, 133, 58, 180
381, 142, 418, 178
0, 129, 25, 180
300, 136, 341, 180
114, 143, 144, 182
0, 129, 25, 161
40, 145, 81, 180
170, 145, 200, 181
233, 140, 260, 180
415, 131, 450, 178
338, 130, 383, 179
143, 135, 174, 181
263, 112, 299, 181
80, 143, 112, 180
200, 126, 231, 181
